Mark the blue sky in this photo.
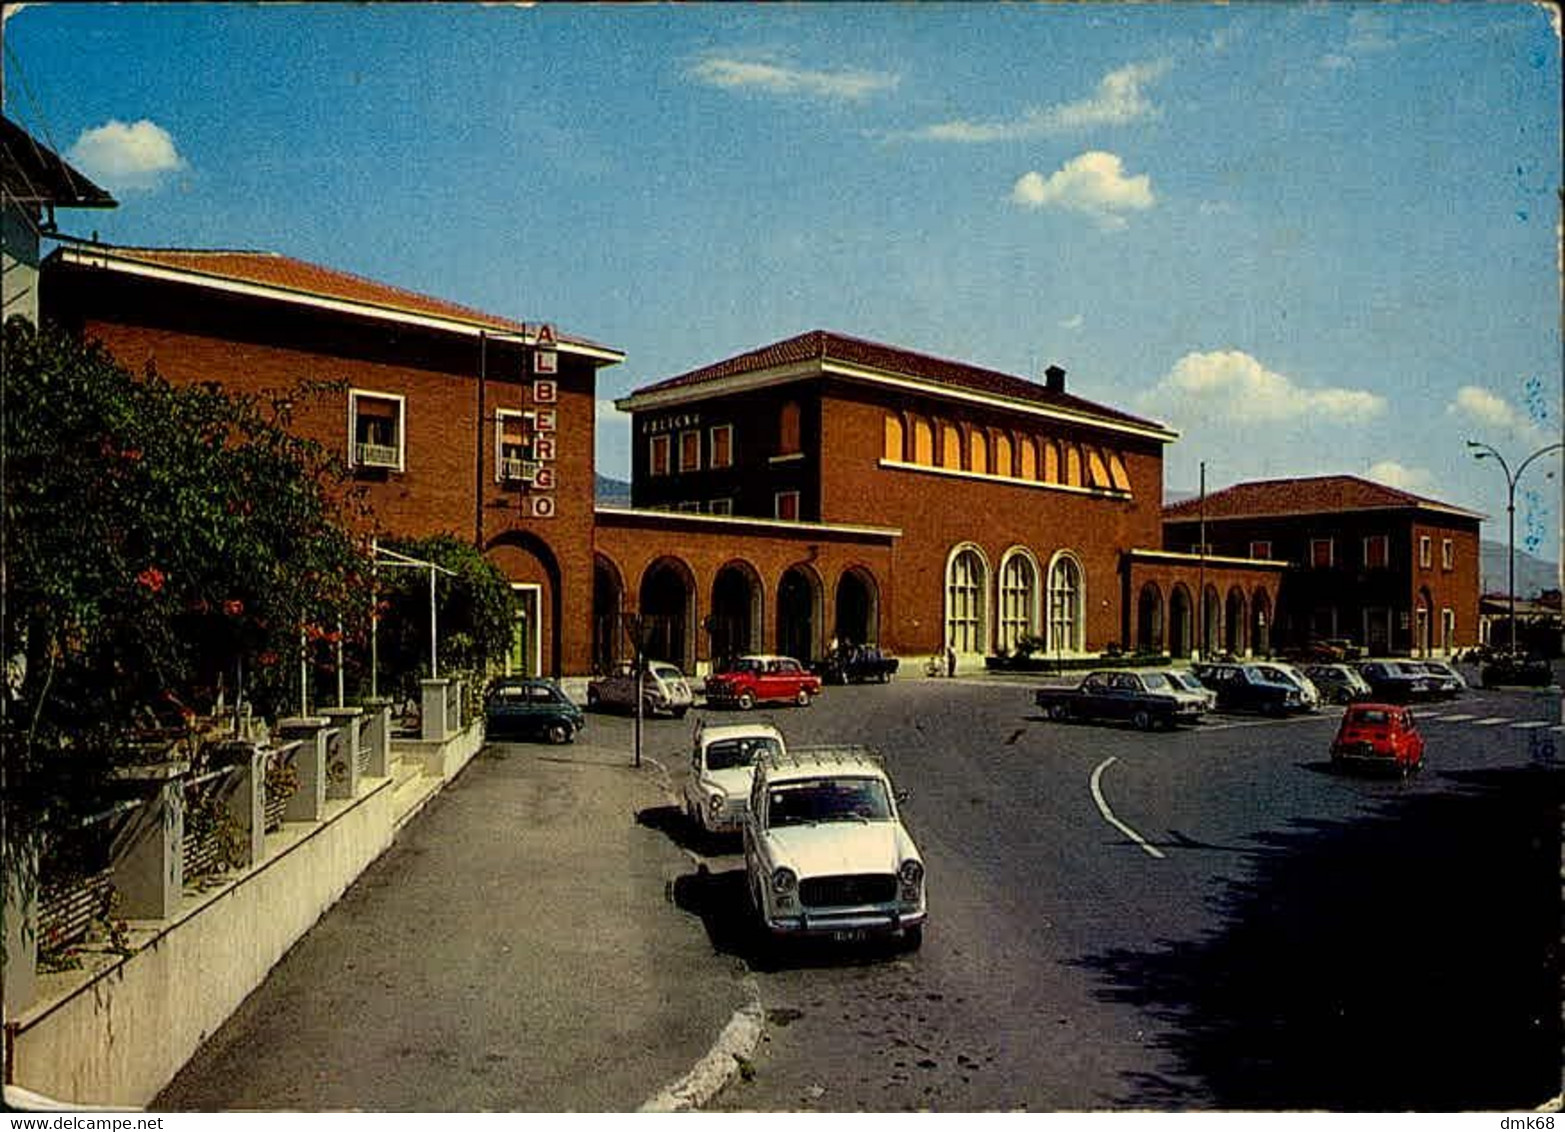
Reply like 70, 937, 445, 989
5, 2, 1561, 564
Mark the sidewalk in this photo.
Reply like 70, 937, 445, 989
154, 737, 755, 1112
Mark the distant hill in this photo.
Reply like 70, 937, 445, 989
1481, 540, 1560, 598
595, 474, 631, 506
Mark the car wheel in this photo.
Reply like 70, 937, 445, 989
901, 924, 924, 952
1132, 709, 1152, 731
737, 690, 756, 711
547, 722, 571, 745
796, 688, 812, 707
1049, 703, 1071, 723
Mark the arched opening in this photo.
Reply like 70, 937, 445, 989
1137, 582, 1165, 653
997, 549, 1040, 654
883, 414, 904, 461
945, 545, 990, 656
833, 567, 880, 647
710, 561, 763, 668
1252, 588, 1272, 658
1416, 587, 1434, 657
1169, 585, 1193, 659
484, 530, 564, 677
640, 558, 696, 672
777, 564, 823, 663
592, 554, 625, 674
1047, 552, 1085, 655
1202, 584, 1222, 658
970, 429, 989, 475
1225, 587, 1248, 656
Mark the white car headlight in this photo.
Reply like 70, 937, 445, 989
771, 867, 797, 895
899, 859, 924, 886
707, 792, 725, 813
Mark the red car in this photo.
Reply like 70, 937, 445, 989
703, 654, 822, 710
1330, 702, 1425, 775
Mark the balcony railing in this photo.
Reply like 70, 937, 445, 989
354, 441, 400, 469
500, 456, 539, 483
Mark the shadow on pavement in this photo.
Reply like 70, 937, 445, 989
1071, 764, 1563, 1111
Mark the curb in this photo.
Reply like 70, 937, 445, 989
638, 979, 765, 1112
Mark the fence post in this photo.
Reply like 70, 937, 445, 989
109, 762, 189, 920
2, 839, 38, 1014
275, 719, 330, 822
321, 707, 363, 800
217, 741, 266, 868
420, 679, 451, 742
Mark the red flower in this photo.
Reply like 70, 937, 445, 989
121, 448, 142, 463
223, 599, 244, 617
257, 651, 280, 667
137, 567, 166, 594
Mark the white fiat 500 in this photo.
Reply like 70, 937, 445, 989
683, 721, 786, 836
743, 746, 926, 950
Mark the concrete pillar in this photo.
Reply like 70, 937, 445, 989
359, 700, 393, 778
276, 719, 330, 822
321, 708, 363, 800
420, 679, 451, 742
215, 741, 266, 868
109, 764, 188, 921
3, 839, 38, 1015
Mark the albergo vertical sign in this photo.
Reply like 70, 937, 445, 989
528, 324, 558, 518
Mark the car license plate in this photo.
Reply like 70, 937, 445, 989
832, 929, 868, 943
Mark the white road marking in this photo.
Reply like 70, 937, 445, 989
1472, 717, 1511, 726
1511, 721, 1552, 730
1437, 714, 1478, 722
1090, 757, 1165, 860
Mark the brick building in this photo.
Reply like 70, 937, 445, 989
43, 245, 1296, 677
1162, 476, 1483, 657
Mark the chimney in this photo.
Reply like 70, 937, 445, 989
1043, 364, 1066, 393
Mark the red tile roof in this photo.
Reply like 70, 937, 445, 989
1162, 475, 1483, 521
59, 244, 617, 355
633, 330, 1168, 432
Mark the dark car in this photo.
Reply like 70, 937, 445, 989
1034, 669, 1207, 729
1303, 662, 1373, 705
1191, 662, 1307, 714
484, 677, 584, 744
1330, 702, 1425, 776
1355, 660, 1436, 703
812, 644, 900, 685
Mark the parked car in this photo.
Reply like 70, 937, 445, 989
1191, 662, 1309, 714
743, 745, 926, 950
1303, 662, 1374, 705
586, 660, 693, 718
812, 644, 900, 685
1330, 702, 1425, 776
483, 677, 584, 744
1479, 651, 1554, 688
704, 655, 822, 710
1160, 669, 1218, 712
1411, 660, 1466, 699
1253, 662, 1322, 710
1355, 660, 1437, 703
683, 721, 787, 836
1033, 669, 1207, 729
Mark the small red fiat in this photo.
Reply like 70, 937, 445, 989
1330, 702, 1425, 775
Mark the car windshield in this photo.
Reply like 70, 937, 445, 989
651, 664, 682, 681
1167, 673, 1204, 691
769, 777, 892, 826
1139, 673, 1169, 690
705, 736, 783, 771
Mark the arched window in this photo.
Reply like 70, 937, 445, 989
883, 414, 904, 462
913, 417, 934, 464
998, 550, 1039, 653
970, 429, 989, 475
945, 546, 988, 655
778, 401, 801, 455
1047, 553, 1085, 655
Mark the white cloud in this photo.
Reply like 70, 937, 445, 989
67, 119, 186, 193
1011, 151, 1154, 231
1447, 384, 1554, 448
910, 60, 1168, 143
1059, 314, 1084, 331
1143, 350, 1387, 423
688, 57, 899, 101
1366, 460, 1434, 493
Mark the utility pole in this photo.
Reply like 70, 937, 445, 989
1467, 439, 1562, 654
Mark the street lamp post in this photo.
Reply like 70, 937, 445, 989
1466, 439, 1563, 654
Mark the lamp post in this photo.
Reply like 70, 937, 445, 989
1466, 439, 1563, 654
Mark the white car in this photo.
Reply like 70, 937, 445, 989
743, 746, 926, 950
1255, 662, 1322, 710
586, 660, 693, 718
1160, 669, 1218, 712
682, 721, 786, 836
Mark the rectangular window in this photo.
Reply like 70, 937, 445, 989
1364, 535, 1389, 570
709, 424, 733, 469
709, 497, 734, 516
679, 429, 702, 473
775, 491, 800, 521
649, 434, 671, 477
350, 390, 405, 471
495, 409, 536, 483
1249, 541, 1272, 560
1310, 538, 1334, 569
1419, 536, 1432, 569
1442, 539, 1454, 570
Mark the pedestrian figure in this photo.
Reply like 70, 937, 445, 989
945, 642, 957, 678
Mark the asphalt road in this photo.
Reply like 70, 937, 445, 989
673, 674, 1563, 1112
